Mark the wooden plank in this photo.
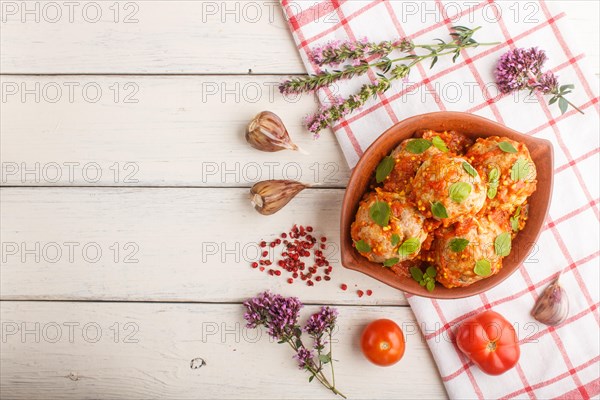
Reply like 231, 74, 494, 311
0, 301, 446, 399
0, 0, 306, 74
0, 187, 409, 305
0, 75, 351, 187
0, 1, 597, 76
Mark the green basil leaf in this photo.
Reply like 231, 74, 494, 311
494, 232, 512, 257
425, 266, 437, 278
510, 158, 531, 181
487, 184, 498, 199
369, 201, 391, 227
410, 267, 424, 282
474, 259, 492, 276
510, 216, 519, 232
510, 206, 522, 232
487, 167, 500, 199
432, 136, 449, 152
498, 141, 518, 153
449, 182, 472, 203
462, 162, 478, 177
426, 279, 435, 292
398, 237, 421, 258
383, 257, 400, 267
375, 156, 395, 183
514, 206, 522, 217
355, 240, 371, 253
449, 238, 469, 252
431, 201, 449, 219
390, 233, 401, 247
405, 139, 432, 154
488, 167, 500, 182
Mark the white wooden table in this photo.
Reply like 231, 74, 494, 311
1, 1, 598, 399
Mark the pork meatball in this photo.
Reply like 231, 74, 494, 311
351, 190, 427, 264
412, 153, 486, 225
466, 136, 537, 211
434, 213, 511, 288
381, 138, 442, 194
418, 129, 473, 155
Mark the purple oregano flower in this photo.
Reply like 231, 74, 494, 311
305, 306, 338, 336
495, 47, 583, 114
293, 346, 314, 369
243, 291, 302, 340
304, 306, 338, 350
243, 292, 346, 398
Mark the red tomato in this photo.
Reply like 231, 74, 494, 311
456, 310, 520, 375
361, 319, 405, 366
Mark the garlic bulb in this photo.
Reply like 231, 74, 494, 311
250, 180, 308, 215
531, 277, 569, 326
246, 111, 305, 153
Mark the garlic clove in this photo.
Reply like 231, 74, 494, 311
250, 180, 308, 215
246, 111, 306, 153
531, 277, 569, 326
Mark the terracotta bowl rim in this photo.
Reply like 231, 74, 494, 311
340, 111, 554, 299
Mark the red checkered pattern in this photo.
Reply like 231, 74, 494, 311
281, 1, 600, 398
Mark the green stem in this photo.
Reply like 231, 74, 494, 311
387, 42, 499, 66
285, 338, 346, 398
328, 331, 336, 388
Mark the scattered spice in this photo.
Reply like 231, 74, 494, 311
250, 224, 333, 286
340, 284, 348, 291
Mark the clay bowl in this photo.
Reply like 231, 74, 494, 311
340, 112, 553, 299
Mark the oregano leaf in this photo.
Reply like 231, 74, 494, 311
369, 201, 391, 227
410, 267, 424, 282
426, 279, 435, 292
405, 139, 432, 154
558, 97, 568, 114
462, 162, 478, 177
498, 141, 518, 153
383, 257, 400, 267
375, 156, 395, 183
474, 259, 492, 276
431, 201, 449, 219
510, 158, 530, 181
449, 182, 472, 203
398, 238, 421, 258
494, 232, 512, 257
432, 136, 449, 152
449, 238, 469, 252
425, 266, 437, 278
355, 240, 371, 253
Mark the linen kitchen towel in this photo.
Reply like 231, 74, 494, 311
281, 1, 600, 398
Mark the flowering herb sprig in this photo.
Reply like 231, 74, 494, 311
279, 26, 498, 136
495, 47, 583, 115
310, 37, 415, 67
243, 292, 346, 398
